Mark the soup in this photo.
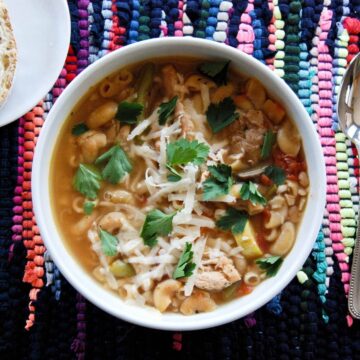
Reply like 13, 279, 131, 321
51, 57, 309, 315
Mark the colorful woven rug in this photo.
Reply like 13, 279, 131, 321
1, 0, 360, 358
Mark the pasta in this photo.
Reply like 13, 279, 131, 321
50, 57, 309, 315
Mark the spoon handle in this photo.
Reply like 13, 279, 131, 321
349, 170, 360, 318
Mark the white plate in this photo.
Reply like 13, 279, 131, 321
0, 0, 70, 126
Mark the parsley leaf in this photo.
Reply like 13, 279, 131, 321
158, 96, 178, 125
198, 60, 230, 85
206, 97, 238, 133
116, 102, 144, 125
84, 201, 95, 215
261, 130, 276, 159
95, 145, 132, 184
216, 207, 249, 234
99, 228, 118, 256
167, 138, 210, 166
264, 165, 286, 185
173, 242, 196, 279
203, 164, 233, 201
166, 164, 182, 182
140, 209, 176, 247
73, 164, 101, 200
256, 256, 283, 277
72, 123, 89, 136
239, 181, 267, 206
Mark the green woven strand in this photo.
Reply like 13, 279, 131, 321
282, 0, 301, 92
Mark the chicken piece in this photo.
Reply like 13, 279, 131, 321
195, 252, 241, 292
175, 101, 194, 135
161, 65, 187, 100
246, 109, 265, 128
77, 130, 107, 163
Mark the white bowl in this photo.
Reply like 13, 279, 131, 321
33, 38, 326, 331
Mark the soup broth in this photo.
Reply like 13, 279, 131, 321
51, 57, 309, 314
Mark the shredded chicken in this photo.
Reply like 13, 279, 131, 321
195, 250, 241, 291
224, 110, 267, 164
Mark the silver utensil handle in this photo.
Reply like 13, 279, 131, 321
349, 148, 360, 318
349, 211, 360, 318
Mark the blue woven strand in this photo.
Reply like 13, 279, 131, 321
228, 0, 248, 48
89, 0, 104, 49
68, 0, 80, 53
128, 0, 140, 44
252, 0, 273, 62
205, 0, 220, 40
349, 0, 360, 17
325, 0, 341, 56
162, 0, 179, 36
116, 1, 132, 45
266, 294, 283, 315
150, 0, 163, 38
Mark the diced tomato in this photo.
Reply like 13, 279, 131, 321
237, 282, 253, 296
273, 149, 305, 180
263, 208, 271, 222
260, 174, 272, 186
256, 232, 270, 253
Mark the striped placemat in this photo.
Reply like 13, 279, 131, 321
1, 1, 360, 358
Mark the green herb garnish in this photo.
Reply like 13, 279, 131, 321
216, 207, 249, 235
167, 138, 209, 166
72, 123, 89, 136
198, 60, 230, 85
95, 145, 132, 184
140, 209, 176, 247
73, 164, 101, 200
158, 96, 178, 125
84, 201, 95, 215
173, 242, 196, 279
116, 101, 144, 125
203, 164, 233, 201
99, 228, 118, 256
264, 165, 286, 185
256, 256, 283, 277
206, 97, 238, 133
166, 164, 182, 182
239, 181, 267, 206
261, 130, 276, 159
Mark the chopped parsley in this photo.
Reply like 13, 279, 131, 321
167, 138, 209, 166
216, 207, 249, 235
140, 209, 176, 247
83, 201, 95, 215
99, 228, 118, 256
261, 130, 276, 160
264, 165, 286, 185
239, 181, 267, 206
172, 242, 196, 279
158, 96, 178, 125
206, 97, 238, 133
72, 123, 89, 136
166, 164, 182, 182
73, 164, 101, 200
95, 145, 132, 184
203, 164, 233, 201
116, 101, 144, 125
198, 60, 230, 86
256, 256, 283, 277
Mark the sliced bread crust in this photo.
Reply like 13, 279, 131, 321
0, 0, 17, 106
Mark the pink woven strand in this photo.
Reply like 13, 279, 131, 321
317, 10, 350, 296
266, 0, 275, 69
236, 0, 254, 55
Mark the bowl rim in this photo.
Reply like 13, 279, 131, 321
32, 37, 326, 331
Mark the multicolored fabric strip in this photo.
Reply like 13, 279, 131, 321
0, 1, 360, 358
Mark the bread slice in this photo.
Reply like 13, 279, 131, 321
0, 0, 16, 106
